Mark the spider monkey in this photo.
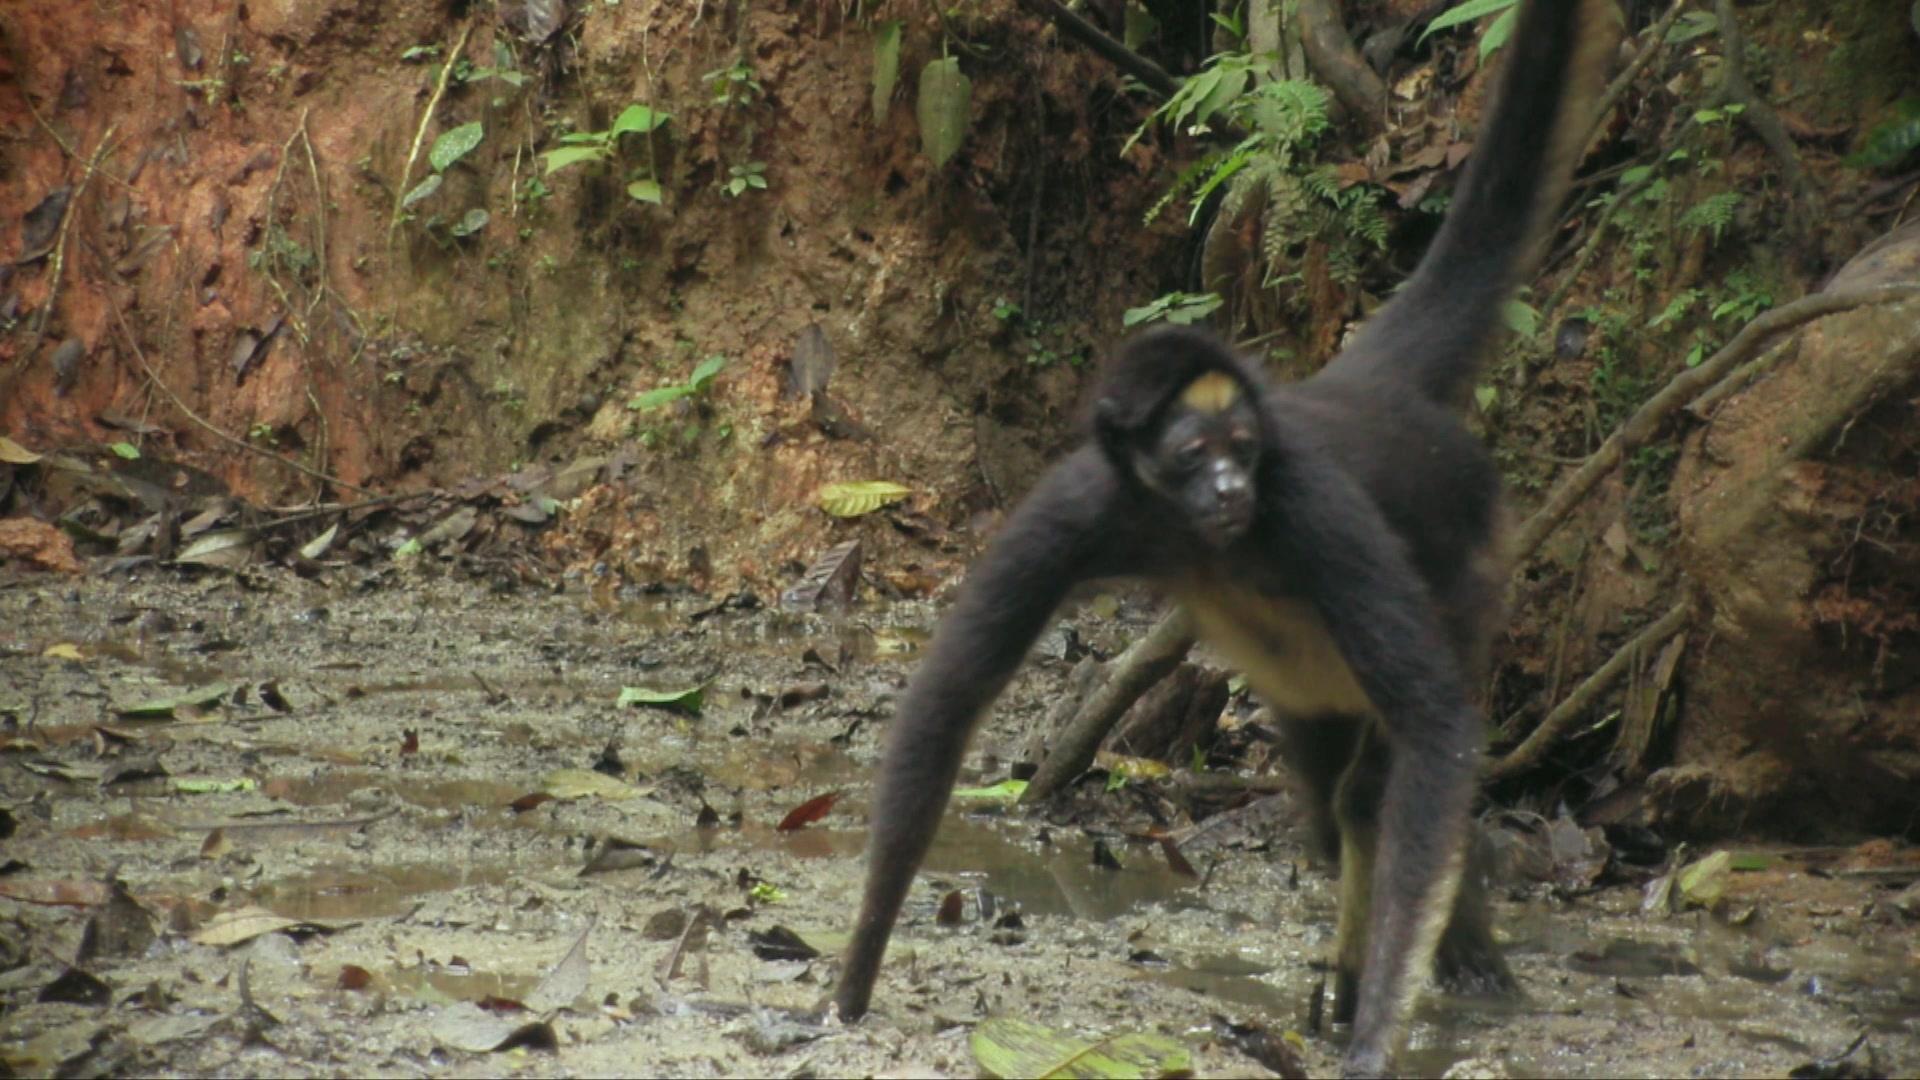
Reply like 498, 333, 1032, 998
836, 1, 1615, 1074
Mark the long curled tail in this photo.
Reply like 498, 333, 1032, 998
1324, 0, 1618, 407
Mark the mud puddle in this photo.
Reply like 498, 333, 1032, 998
1, 566, 1915, 1077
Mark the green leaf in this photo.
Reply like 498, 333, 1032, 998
173, 777, 257, 794
1501, 299, 1540, 336
1676, 850, 1732, 909
393, 536, 423, 559
1474, 385, 1498, 412
616, 684, 705, 715
916, 57, 972, 168
1420, 0, 1518, 43
817, 480, 911, 518
871, 20, 902, 124
610, 104, 669, 137
401, 172, 443, 209
109, 441, 141, 460
430, 121, 485, 172
115, 682, 236, 719
1478, 7, 1518, 60
970, 1017, 1192, 1080
688, 355, 726, 390
451, 208, 489, 237
628, 384, 693, 411
626, 178, 663, 204
559, 131, 609, 145
543, 144, 607, 176
1728, 852, 1774, 872
953, 779, 1029, 802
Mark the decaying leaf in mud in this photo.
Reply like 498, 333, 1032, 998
190, 906, 353, 947
579, 837, 659, 875
520, 918, 595, 1014
429, 1000, 557, 1053
175, 528, 257, 570
969, 1016, 1193, 1080
615, 684, 705, 715
114, 682, 236, 719
1676, 849, 1733, 910
296, 521, 338, 560
775, 791, 841, 832
540, 768, 651, 801
780, 538, 862, 611
747, 925, 819, 962
0, 436, 42, 464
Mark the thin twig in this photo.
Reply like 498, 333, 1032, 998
25, 124, 119, 358
1488, 598, 1692, 780
389, 23, 474, 245
100, 283, 381, 499
1512, 285, 1920, 565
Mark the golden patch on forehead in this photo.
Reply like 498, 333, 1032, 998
1179, 371, 1239, 413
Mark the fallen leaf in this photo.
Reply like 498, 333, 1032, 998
970, 1015, 1193, 1079
776, 791, 841, 832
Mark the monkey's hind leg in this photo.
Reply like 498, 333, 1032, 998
1328, 723, 1515, 1024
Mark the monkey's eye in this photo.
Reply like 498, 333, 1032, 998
1175, 441, 1209, 469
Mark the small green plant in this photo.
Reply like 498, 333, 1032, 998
1123, 291, 1224, 328
400, 120, 486, 215
456, 41, 527, 89
516, 175, 552, 212
491, 378, 527, 413
544, 104, 671, 204
1848, 98, 1920, 171
991, 297, 1022, 322
1421, 0, 1519, 61
247, 423, 276, 443
722, 161, 768, 197
629, 355, 725, 412
703, 61, 762, 108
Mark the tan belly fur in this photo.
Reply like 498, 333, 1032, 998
1175, 583, 1374, 717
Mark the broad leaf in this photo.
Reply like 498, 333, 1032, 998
451, 208, 489, 237
688, 354, 726, 390
916, 57, 972, 168
818, 480, 911, 518
429, 121, 485, 172
628, 384, 693, 411
401, 172, 443, 209
543, 145, 607, 175
611, 104, 669, 137
626, 178, 663, 204
1420, 0, 1517, 43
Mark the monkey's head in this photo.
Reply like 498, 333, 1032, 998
1092, 328, 1265, 549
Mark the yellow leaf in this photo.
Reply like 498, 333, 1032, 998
818, 480, 910, 518
42, 643, 84, 661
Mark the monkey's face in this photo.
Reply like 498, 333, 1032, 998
1136, 392, 1260, 549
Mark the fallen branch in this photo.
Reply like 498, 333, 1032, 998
1021, 608, 1195, 803
1487, 598, 1692, 781
1512, 284, 1920, 565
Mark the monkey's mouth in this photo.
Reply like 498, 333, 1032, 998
1196, 506, 1252, 548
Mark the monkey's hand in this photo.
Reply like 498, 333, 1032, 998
836, 448, 1131, 1021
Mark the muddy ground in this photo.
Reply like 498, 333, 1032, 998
1, 564, 1916, 1078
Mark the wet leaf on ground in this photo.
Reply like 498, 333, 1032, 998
523, 916, 595, 1012
970, 1016, 1193, 1079
616, 684, 705, 715
38, 967, 111, 1006
189, 906, 353, 947
541, 768, 652, 801
775, 791, 841, 832
114, 682, 235, 719
428, 1000, 558, 1053
954, 779, 1028, 802
747, 925, 819, 962
579, 837, 659, 875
